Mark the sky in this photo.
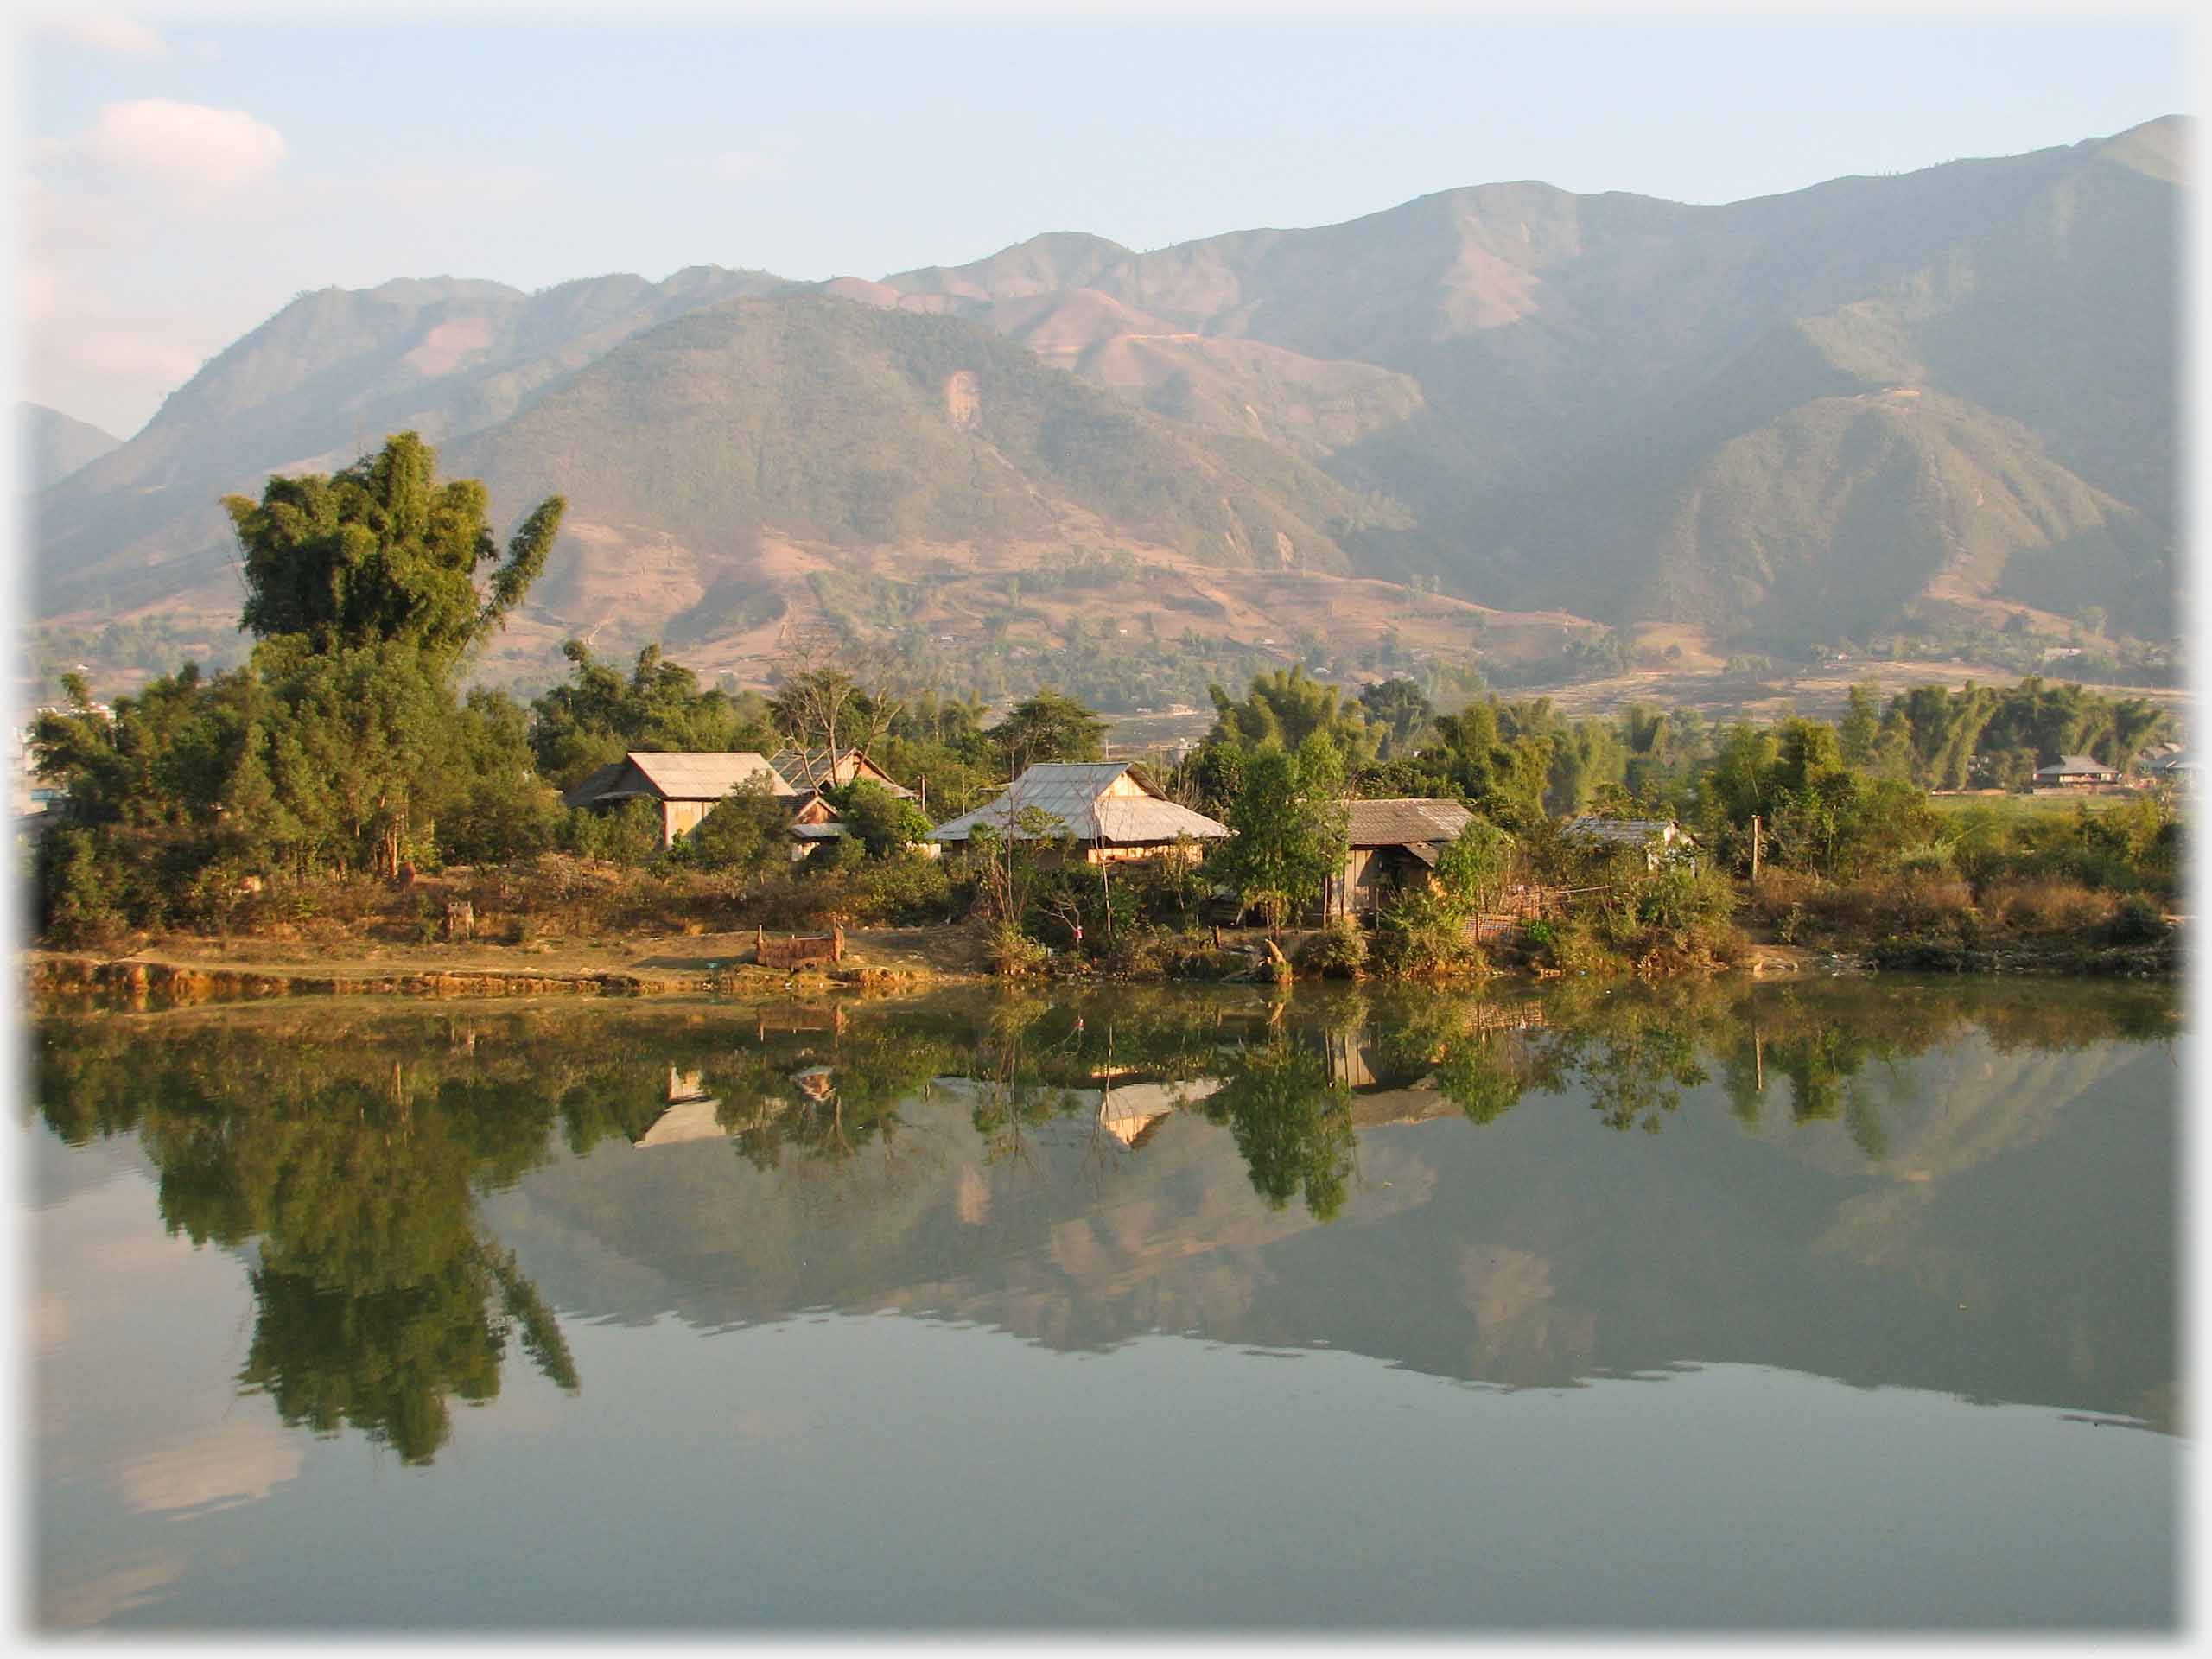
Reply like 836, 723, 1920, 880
12, 7, 2194, 440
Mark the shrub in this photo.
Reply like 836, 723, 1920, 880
1295, 919, 1369, 979
1980, 877, 2115, 933
1532, 916, 1614, 976
985, 919, 1049, 976
1372, 887, 1491, 978
2102, 893, 2168, 945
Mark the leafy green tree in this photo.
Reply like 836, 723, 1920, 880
1356, 677, 1432, 760
682, 776, 797, 879
531, 641, 776, 791
1210, 734, 1349, 931
1207, 664, 1376, 768
983, 688, 1106, 775
226, 431, 563, 664
824, 779, 932, 857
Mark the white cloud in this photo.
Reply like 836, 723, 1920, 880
75, 99, 287, 190
39, 16, 164, 55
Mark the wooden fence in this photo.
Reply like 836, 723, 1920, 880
1466, 883, 1614, 943
755, 924, 844, 969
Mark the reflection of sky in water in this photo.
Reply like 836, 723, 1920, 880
24, 987, 2182, 1631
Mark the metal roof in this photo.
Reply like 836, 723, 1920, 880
560, 760, 632, 810
621, 751, 792, 801
928, 761, 1230, 843
1344, 798, 1473, 847
2036, 754, 2117, 775
1563, 817, 1693, 845
767, 747, 915, 798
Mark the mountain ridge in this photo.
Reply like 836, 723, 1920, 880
26, 116, 2183, 695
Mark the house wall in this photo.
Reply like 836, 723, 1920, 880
662, 798, 715, 847
1324, 848, 1382, 919
1084, 840, 1209, 866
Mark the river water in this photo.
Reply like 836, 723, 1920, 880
22, 976, 2183, 1631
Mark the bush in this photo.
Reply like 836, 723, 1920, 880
1371, 887, 1491, 978
2102, 893, 2168, 945
1980, 877, 2115, 933
1531, 916, 1614, 976
985, 919, 1049, 976
1295, 919, 1369, 979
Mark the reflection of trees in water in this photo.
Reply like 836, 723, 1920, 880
31, 979, 2179, 1453
1204, 1037, 1356, 1221
1346, 976, 2178, 1150
33, 1016, 625, 1465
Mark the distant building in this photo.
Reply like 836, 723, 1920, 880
1562, 816, 1699, 871
2152, 753, 2200, 791
926, 761, 1230, 862
2033, 754, 2122, 787
767, 747, 917, 799
1325, 798, 1476, 921
563, 751, 833, 850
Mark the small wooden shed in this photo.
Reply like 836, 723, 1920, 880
1325, 798, 1477, 920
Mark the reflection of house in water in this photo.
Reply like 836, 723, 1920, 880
633, 1067, 728, 1149
1322, 1004, 1551, 1120
1097, 1074, 1221, 1150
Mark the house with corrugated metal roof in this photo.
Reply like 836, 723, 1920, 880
2034, 753, 2122, 787
767, 747, 917, 799
1326, 798, 1478, 920
926, 761, 1229, 862
562, 751, 841, 851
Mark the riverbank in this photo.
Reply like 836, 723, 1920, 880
24, 913, 2172, 1014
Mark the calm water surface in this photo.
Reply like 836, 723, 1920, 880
22, 976, 2183, 1630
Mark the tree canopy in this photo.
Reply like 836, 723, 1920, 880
225, 431, 564, 663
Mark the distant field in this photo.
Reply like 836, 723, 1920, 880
1927, 790, 2152, 820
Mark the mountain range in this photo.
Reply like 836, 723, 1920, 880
21, 404, 121, 495
27, 116, 2182, 693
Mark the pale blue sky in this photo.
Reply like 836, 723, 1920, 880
19, 13, 2191, 438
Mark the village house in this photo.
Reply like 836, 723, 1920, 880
926, 761, 1230, 861
1562, 816, 1699, 871
2148, 751, 2197, 790
1324, 798, 1476, 921
767, 747, 918, 800
562, 751, 844, 852
2034, 753, 2122, 788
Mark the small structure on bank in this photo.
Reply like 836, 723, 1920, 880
1325, 798, 1477, 920
1562, 816, 1698, 871
768, 747, 918, 799
926, 761, 1230, 861
2034, 753, 2123, 787
562, 750, 846, 853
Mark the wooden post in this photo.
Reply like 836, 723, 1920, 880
1750, 814, 1762, 883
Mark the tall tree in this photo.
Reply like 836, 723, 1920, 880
225, 431, 564, 664
983, 688, 1106, 776
1211, 734, 1350, 931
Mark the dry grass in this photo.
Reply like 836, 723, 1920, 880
1979, 877, 2120, 933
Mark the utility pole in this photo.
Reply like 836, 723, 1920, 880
1750, 814, 1763, 883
